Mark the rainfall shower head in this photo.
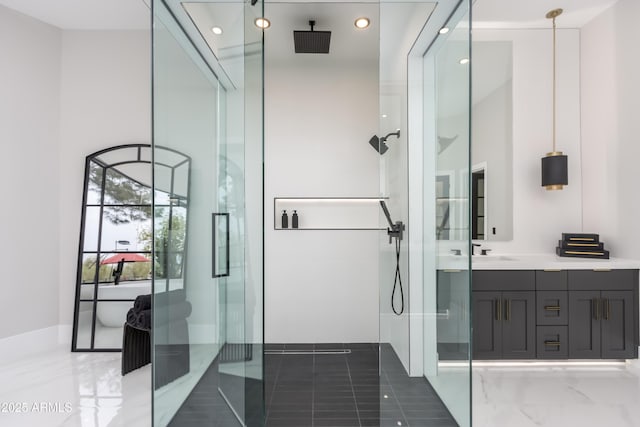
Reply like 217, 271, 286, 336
368, 130, 400, 155
294, 20, 331, 54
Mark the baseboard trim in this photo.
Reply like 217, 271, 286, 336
0, 325, 71, 363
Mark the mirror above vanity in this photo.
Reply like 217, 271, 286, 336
471, 41, 513, 241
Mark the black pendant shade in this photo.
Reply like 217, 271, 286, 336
541, 152, 568, 190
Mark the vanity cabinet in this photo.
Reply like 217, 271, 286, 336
472, 271, 536, 359
472, 269, 639, 360
567, 270, 638, 359
535, 271, 570, 359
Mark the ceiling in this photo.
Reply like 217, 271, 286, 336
0, 0, 149, 29
473, 0, 619, 28
0, 0, 619, 31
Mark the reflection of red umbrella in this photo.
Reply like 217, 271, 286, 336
101, 253, 150, 264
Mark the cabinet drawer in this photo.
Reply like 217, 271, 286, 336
537, 326, 568, 359
473, 270, 535, 291
568, 270, 636, 291
536, 270, 567, 290
536, 291, 568, 325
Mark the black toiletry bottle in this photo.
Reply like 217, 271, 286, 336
281, 210, 288, 228
292, 210, 299, 229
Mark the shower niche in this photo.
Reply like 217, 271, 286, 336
273, 197, 386, 230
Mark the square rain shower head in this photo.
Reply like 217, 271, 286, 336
294, 30, 331, 54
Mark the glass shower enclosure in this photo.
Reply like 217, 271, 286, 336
378, 0, 472, 425
152, 0, 264, 425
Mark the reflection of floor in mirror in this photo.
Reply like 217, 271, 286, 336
0, 346, 150, 427
473, 359, 640, 427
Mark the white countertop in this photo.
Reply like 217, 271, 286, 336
437, 254, 640, 271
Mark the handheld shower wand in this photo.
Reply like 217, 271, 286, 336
380, 201, 405, 315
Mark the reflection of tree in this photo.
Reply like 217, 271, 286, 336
81, 256, 152, 283
81, 257, 112, 283
89, 165, 151, 224
139, 210, 186, 279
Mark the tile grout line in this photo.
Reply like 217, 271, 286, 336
311, 348, 315, 427
382, 366, 410, 427
265, 353, 284, 423
345, 352, 363, 427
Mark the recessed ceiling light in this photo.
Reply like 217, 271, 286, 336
459, 58, 470, 65
211, 26, 223, 35
382, 114, 388, 118
355, 17, 370, 29
255, 17, 270, 29
439, 27, 450, 34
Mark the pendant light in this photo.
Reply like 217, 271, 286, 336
541, 8, 568, 191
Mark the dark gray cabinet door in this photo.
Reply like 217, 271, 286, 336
502, 291, 536, 359
568, 290, 601, 359
472, 291, 501, 359
601, 290, 636, 359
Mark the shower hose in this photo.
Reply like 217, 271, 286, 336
392, 237, 404, 315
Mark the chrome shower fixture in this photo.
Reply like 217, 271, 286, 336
368, 129, 401, 155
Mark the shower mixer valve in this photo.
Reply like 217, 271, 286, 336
387, 221, 405, 244
379, 200, 405, 244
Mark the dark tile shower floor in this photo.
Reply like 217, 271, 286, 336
170, 343, 457, 427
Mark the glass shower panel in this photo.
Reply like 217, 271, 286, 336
152, 5, 221, 425
152, 1, 264, 426
423, 2, 472, 426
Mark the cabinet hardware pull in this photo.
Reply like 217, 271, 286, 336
593, 297, 600, 321
604, 298, 610, 320
443, 269, 462, 273
593, 268, 611, 272
544, 341, 561, 346
544, 306, 561, 311
506, 299, 511, 321
496, 299, 501, 321
543, 269, 562, 272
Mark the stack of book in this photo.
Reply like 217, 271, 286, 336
556, 233, 610, 259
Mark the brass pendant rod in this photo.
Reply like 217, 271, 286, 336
552, 14, 557, 153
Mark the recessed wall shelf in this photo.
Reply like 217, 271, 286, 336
274, 197, 388, 230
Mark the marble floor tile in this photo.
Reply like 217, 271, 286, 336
0, 345, 150, 427
5, 344, 640, 427
473, 359, 640, 427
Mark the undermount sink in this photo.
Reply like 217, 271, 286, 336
472, 255, 518, 262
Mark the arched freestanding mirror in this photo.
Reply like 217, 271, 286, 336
71, 144, 190, 352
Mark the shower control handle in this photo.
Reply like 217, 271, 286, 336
387, 221, 405, 244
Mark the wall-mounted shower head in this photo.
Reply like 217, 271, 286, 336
368, 129, 401, 155
369, 135, 389, 154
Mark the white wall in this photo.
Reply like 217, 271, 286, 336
0, 5, 62, 339
581, 0, 640, 260
472, 29, 583, 254
58, 30, 151, 331
264, 57, 380, 343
